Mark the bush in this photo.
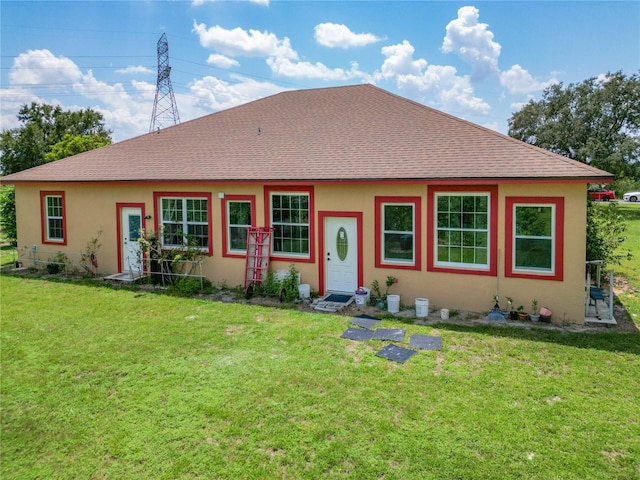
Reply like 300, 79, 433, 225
280, 264, 300, 302
0, 186, 17, 246
169, 277, 212, 296
586, 198, 632, 277
253, 264, 300, 302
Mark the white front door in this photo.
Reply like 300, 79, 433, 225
325, 217, 358, 293
121, 207, 142, 274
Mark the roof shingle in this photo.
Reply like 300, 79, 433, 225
2, 84, 613, 183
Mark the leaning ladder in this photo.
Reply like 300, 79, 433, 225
244, 227, 274, 291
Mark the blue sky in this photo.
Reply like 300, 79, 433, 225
1, 1, 639, 142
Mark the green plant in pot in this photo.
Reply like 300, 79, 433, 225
529, 299, 540, 322
506, 297, 518, 320
46, 251, 68, 274
517, 305, 528, 321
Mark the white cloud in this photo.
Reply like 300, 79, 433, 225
0, 87, 43, 130
193, 22, 297, 59
131, 80, 157, 101
116, 65, 153, 75
376, 40, 490, 115
314, 23, 383, 49
267, 57, 369, 81
9, 49, 83, 86
187, 74, 286, 111
378, 40, 427, 79
441, 6, 501, 81
500, 64, 557, 95
510, 99, 533, 112
207, 53, 240, 69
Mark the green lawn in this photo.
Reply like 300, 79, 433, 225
1, 277, 639, 479
612, 202, 640, 324
0, 244, 16, 267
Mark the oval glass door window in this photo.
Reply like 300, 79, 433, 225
336, 227, 348, 261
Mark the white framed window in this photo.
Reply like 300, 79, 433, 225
513, 204, 555, 273
160, 197, 209, 249
227, 200, 252, 253
45, 195, 64, 242
382, 203, 414, 264
270, 192, 310, 256
40, 191, 66, 245
435, 193, 489, 270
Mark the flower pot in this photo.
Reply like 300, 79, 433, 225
46, 263, 60, 274
509, 311, 519, 321
517, 312, 529, 321
530, 313, 540, 322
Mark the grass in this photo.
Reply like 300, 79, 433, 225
612, 202, 640, 324
0, 244, 16, 267
1, 276, 639, 479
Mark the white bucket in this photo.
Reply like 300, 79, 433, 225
298, 284, 310, 299
415, 298, 429, 318
441, 308, 449, 320
355, 289, 368, 305
387, 294, 400, 313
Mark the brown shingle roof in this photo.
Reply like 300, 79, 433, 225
2, 84, 613, 183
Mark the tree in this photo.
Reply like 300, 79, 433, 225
45, 134, 111, 163
508, 71, 640, 180
0, 103, 112, 175
0, 186, 17, 246
585, 198, 632, 278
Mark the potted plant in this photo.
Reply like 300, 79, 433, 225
517, 305, 528, 321
506, 297, 518, 320
529, 299, 540, 322
46, 251, 68, 274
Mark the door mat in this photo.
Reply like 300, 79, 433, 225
340, 327, 375, 341
409, 334, 442, 350
349, 314, 382, 330
373, 328, 405, 342
323, 293, 353, 303
375, 344, 417, 363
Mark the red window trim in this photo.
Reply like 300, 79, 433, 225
40, 191, 67, 245
318, 211, 364, 295
263, 186, 315, 264
221, 194, 256, 258
374, 196, 422, 271
427, 185, 498, 276
505, 196, 564, 281
153, 191, 213, 256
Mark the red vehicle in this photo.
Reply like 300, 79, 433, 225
588, 188, 615, 202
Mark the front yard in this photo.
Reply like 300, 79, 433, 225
1, 276, 638, 479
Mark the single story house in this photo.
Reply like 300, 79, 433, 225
2, 84, 614, 323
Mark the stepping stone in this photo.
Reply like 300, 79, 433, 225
373, 328, 405, 342
409, 334, 442, 351
340, 327, 374, 341
349, 314, 382, 330
375, 344, 417, 363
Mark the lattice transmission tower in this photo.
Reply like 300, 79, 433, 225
149, 33, 180, 132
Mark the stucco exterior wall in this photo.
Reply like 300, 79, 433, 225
13, 181, 588, 324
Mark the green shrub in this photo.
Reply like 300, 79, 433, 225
280, 264, 300, 302
169, 277, 211, 296
0, 186, 17, 246
586, 199, 632, 278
